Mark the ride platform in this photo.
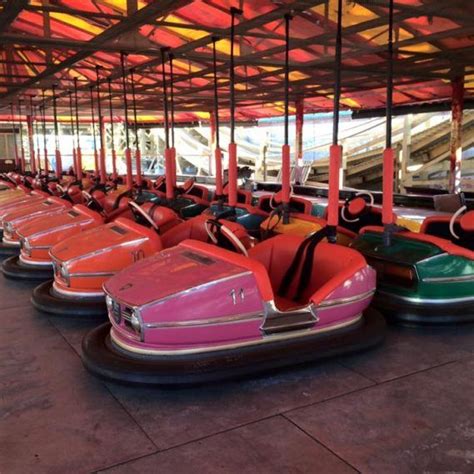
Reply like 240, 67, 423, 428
2, 275, 473, 472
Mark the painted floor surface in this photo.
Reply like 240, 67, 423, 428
1, 278, 473, 473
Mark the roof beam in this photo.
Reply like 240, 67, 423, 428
0, 0, 192, 105
0, 0, 28, 34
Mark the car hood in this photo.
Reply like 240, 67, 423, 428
51, 217, 157, 264
104, 243, 246, 307
2, 198, 70, 225
17, 205, 103, 242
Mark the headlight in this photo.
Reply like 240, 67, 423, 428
58, 263, 70, 286
106, 295, 122, 324
130, 309, 142, 335
105, 294, 113, 309
21, 238, 32, 256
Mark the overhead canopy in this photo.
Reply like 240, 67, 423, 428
0, 0, 473, 123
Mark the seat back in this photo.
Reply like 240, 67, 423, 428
433, 193, 464, 213
161, 214, 251, 251
421, 213, 474, 251
257, 193, 312, 214
249, 234, 366, 304
140, 202, 182, 233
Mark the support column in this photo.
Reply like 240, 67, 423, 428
294, 98, 304, 184
448, 75, 464, 194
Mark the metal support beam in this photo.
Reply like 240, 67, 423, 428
0, 0, 28, 34
0, 0, 192, 103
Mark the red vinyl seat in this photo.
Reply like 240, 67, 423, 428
248, 234, 367, 309
162, 214, 252, 251
257, 193, 313, 214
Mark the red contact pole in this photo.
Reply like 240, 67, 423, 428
169, 53, 177, 188
120, 52, 133, 190
68, 91, 77, 176
33, 105, 41, 173
327, 0, 343, 242
10, 103, 19, 169
41, 90, 49, 174
130, 68, 142, 187
95, 66, 107, 184
17, 99, 26, 173
52, 85, 62, 178
281, 13, 293, 224
161, 47, 174, 200
211, 37, 223, 199
73, 78, 83, 180
107, 78, 118, 180
89, 86, 99, 177
227, 7, 243, 208
382, 0, 395, 243
27, 96, 36, 173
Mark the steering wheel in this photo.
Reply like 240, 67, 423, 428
205, 218, 248, 256
341, 191, 375, 223
269, 185, 294, 210
449, 206, 474, 240
128, 201, 160, 231
181, 178, 195, 195
82, 190, 105, 213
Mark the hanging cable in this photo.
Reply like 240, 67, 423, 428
52, 84, 63, 177
120, 52, 133, 189
68, 91, 77, 176
107, 78, 117, 180
281, 13, 293, 224
168, 52, 177, 187
160, 47, 173, 200
41, 90, 49, 174
95, 66, 107, 183
382, 0, 396, 243
10, 102, 19, 170
327, 0, 344, 243
227, 7, 243, 208
89, 85, 99, 176
212, 36, 223, 200
33, 104, 41, 173
129, 67, 142, 186
73, 78, 83, 180
160, 48, 170, 149
18, 98, 26, 173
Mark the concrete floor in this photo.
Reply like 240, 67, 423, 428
1, 277, 474, 474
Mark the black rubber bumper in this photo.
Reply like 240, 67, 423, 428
81, 307, 386, 386
2, 255, 53, 280
31, 280, 107, 318
373, 291, 474, 326
0, 241, 20, 258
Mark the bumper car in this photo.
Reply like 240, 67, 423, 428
1, 187, 157, 281
260, 193, 354, 245
81, 229, 384, 385
352, 207, 474, 325
0, 196, 73, 258
205, 183, 268, 236
81, 11, 385, 386
334, 192, 395, 238
151, 177, 211, 218
31, 203, 250, 317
